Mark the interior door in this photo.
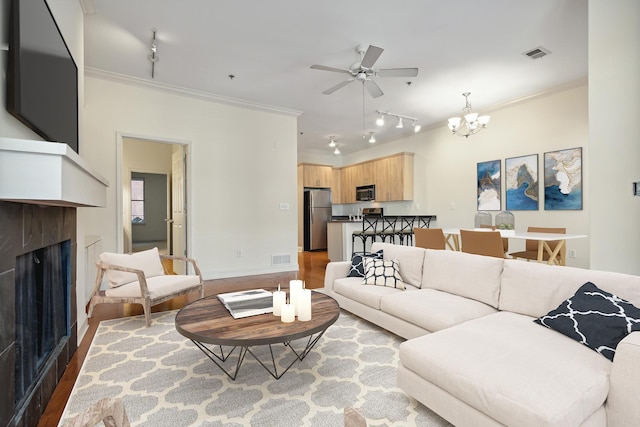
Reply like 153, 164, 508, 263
171, 147, 187, 274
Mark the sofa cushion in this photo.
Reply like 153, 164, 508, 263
399, 312, 611, 427
334, 277, 406, 310
362, 258, 404, 289
371, 242, 425, 288
500, 259, 640, 318
421, 249, 503, 308
104, 274, 201, 299
380, 288, 497, 333
347, 250, 383, 277
535, 281, 640, 361
100, 247, 166, 288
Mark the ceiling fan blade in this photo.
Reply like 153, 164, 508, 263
310, 64, 352, 74
322, 79, 355, 95
360, 45, 384, 69
363, 79, 383, 98
377, 68, 419, 78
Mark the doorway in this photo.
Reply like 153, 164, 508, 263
118, 135, 189, 273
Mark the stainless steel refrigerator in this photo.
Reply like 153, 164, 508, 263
303, 189, 332, 251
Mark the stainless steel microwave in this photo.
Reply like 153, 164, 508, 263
356, 185, 376, 201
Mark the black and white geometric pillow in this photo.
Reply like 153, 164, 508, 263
534, 281, 640, 361
362, 258, 404, 289
347, 250, 384, 278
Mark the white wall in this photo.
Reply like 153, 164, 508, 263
82, 76, 300, 280
588, 0, 640, 275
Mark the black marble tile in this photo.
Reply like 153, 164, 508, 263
41, 361, 58, 415
23, 385, 42, 427
0, 202, 23, 273
0, 270, 16, 352
0, 345, 16, 427
21, 204, 45, 254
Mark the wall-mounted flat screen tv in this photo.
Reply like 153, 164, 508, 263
6, 0, 79, 153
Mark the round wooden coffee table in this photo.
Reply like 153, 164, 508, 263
175, 290, 340, 380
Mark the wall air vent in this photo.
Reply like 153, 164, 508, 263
271, 254, 291, 266
523, 46, 551, 60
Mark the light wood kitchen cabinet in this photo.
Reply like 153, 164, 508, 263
331, 168, 341, 203
340, 165, 358, 203
353, 161, 375, 187
375, 153, 414, 201
300, 164, 332, 188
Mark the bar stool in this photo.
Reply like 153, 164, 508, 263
416, 215, 434, 228
397, 216, 417, 245
352, 216, 379, 256
379, 216, 399, 243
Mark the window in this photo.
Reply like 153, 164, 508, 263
131, 178, 145, 223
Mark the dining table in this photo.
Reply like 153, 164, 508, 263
442, 228, 587, 266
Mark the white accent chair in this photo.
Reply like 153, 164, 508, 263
88, 247, 204, 327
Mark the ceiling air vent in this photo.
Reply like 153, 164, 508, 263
523, 46, 551, 60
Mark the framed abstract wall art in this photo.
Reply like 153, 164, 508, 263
477, 159, 501, 211
544, 147, 583, 210
505, 154, 539, 210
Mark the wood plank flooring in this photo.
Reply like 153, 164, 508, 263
37, 251, 330, 427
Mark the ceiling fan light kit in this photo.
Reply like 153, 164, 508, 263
311, 45, 418, 99
448, 92, 490, 138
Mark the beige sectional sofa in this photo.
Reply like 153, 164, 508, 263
322, 242, 640, 426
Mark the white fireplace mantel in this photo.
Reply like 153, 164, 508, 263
0, 137, 108, 207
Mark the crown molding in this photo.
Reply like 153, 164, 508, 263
84, 67, 302, 117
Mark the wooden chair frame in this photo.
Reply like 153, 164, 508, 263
88, 254, 204, 327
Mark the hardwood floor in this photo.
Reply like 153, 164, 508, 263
38, 250, 330, 426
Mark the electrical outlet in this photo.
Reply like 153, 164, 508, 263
569, 249, 576, 258
236, 249, 243, 257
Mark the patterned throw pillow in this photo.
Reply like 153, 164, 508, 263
347, 250, 384, 277
534, 281, 640, 361
362, 258, 404, 289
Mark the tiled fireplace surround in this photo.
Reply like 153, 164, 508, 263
0, 201, 78, 427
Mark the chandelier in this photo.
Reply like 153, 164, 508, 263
447, 92, 490, 138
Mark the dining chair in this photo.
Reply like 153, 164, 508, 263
508, 226, 567, 265
460, 229, 505, 258
414, 228, 446, 250
479, 224, 509, 255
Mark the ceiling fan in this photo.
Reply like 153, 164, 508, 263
311, 45, 418, 98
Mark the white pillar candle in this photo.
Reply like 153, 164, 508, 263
289, 280, 303, 316
280, 301, 295, 323
297, 289, 312, 321
272, 284, 286, 316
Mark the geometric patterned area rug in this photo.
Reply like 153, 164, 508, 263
59, 310, 451, 427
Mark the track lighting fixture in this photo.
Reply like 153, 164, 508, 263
333, 146, 341, 155
376, 110, 420, 133
328, 136, 336, 147
368, 132, 376, 143
148, 29, 159, 79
